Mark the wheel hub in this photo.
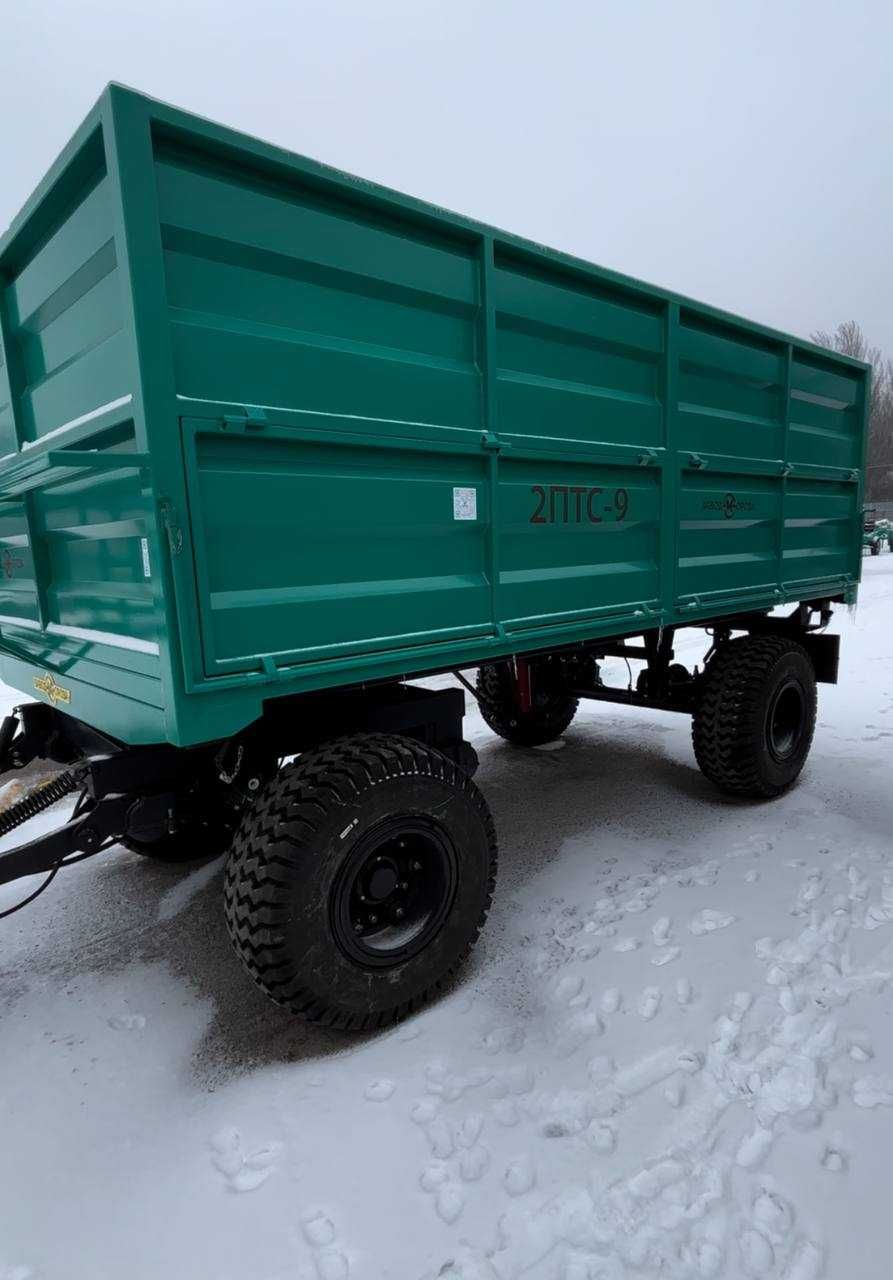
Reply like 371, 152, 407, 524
766, 678, 806, 761
366, 860, 399, 901
332, 817, 458, 969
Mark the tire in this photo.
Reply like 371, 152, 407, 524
476, 661, 578, 746
692, 635, 817, 798
871, 541, 880, 555
223, 734, 497, 1030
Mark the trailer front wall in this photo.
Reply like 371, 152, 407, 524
0, 112, 166, 742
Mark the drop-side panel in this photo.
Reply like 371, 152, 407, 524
182, 419, 491, 675
677, 467, 781, 605
673, 311, 861, 611
153, 139, 481, 432
789, 355, 863, 471
783, 477, 857, 591
493, 248, 665, 451
498, 457, 661, 631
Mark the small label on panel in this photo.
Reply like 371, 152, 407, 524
140, 537, 151, 578
453, 487, 477, 521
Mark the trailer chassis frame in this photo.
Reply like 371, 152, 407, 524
0, 598, 839, 898
0, 684, 472, 892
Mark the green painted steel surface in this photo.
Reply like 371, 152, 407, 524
0, 86, 871, 747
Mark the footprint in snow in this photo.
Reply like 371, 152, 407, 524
210, 1127, 281, 1192
638, 987, 662, 1020
302, 1211, 336, 1248
584, 1121, 616, 1153
695, 1241, 723, 1277
663, 1081, 685, 1108
600, 987, 622, 1014
651, 946, 680, 967
848, 1034, 873, 1062
459, 1144, 490, 1182
364, 1078, 395, 1102
301, 1210, 350, 1279
676, 977, 693, 1005
736, 1125, 774, 1169
456, 1113, 483, 1148
613, 936, 640, 953
651, 916, 672, 946
785, 1241, 824, 1280
436, 1184, 465, 1224
555, 1010, 603, 1058
752, 1188, 794, 1244
108, 1012, 146, 1031
425, 1117, 455, 1159
553, 972, 585, 1004
689, 908, 736, 936
738, 1227, 774, 1277
410, 1098, 439, 1126
504, 1155, 536, 1197
821, 1146, 847, 1172
853, 1075, 893, 1108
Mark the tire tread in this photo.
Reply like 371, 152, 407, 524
223, 733, 497, 1031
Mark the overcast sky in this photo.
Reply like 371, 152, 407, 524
2, 0, 890, 355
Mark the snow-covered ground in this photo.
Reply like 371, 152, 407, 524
2, 557, 893, 1280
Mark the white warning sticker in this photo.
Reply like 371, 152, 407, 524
452, 487, 477, 521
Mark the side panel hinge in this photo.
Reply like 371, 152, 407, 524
222, 406, 268, 432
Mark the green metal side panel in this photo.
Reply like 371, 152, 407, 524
0, 101, 167, 743
0, 85, 870, 748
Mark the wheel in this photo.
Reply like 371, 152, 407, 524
223, 734, 497, 1030
871, 541, 880, 555
692, 635, 817, 798
476, 661, 578, 746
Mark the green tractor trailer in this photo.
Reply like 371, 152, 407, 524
0, 86, 869, 1027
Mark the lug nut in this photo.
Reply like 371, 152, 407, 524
395, 907, 405, 919
368, 914, 378, 925
247, 777, 260, 791
412, 861, 422, 871
400, 881, 409, 891
353, 922, 363, 933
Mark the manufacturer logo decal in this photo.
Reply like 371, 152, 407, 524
1, 550, 24, 579
33, 673, 71, 706
701, 493, 755, 519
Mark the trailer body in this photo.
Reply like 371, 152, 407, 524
0, 86, 870, 749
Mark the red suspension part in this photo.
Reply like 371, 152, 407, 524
515, 657, 533, 715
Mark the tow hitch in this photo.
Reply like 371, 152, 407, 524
0, 704, 221, 912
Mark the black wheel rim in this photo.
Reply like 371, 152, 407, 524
766, 678, 807, 762
331, 817, 458, 969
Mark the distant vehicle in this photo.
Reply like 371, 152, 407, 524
0, 85, 870, 1029
864, 516, 893, 555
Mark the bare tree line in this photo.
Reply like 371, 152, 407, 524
810, 321, 893, 502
